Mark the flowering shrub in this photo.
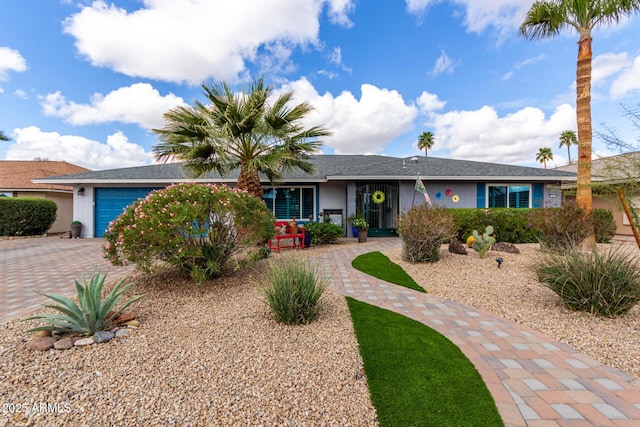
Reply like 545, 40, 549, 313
103, 183, 275, 282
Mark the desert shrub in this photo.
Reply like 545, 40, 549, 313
593, 208, 617, 243
262, 258, 329, 324
22, 272, 143, 335
303, 221, 343, 245
527, 203, 593, 251
534, 245, 640, 317
450, 208, 538, 243
0, 198, 57, 236
103, 183, 275, 282
398, 205, 457, 263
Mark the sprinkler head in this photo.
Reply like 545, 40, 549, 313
496, 257, 503, 268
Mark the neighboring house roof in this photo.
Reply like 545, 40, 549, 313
0, 160, 91, 192
33, 155, 576, 185
554, 151, 640, 184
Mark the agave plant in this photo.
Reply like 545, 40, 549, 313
22, 272, 143, 336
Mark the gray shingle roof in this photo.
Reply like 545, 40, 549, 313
555, 151, 640, 182
34, 155, 576, 184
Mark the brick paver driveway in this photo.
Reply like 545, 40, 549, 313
0, 236, 135, 323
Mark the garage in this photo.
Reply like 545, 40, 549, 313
94, 187, 160, 237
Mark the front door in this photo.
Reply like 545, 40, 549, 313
356, 183, 399, 237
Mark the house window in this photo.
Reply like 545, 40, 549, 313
487, 185, 531, 208
264, 187, 314, 220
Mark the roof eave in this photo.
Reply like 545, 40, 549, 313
326, 175, 576, 181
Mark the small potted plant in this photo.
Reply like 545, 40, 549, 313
289, 217, 299, 235
352, 217, 369, 243
70, 220, 82, 239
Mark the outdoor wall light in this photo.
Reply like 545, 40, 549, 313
78, 187, 85, 196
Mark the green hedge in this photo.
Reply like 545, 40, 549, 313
303, 221, 343, 244
449, 208, 539, 243
449, 207, 617, 244
0, 198, 57, 236
593, 208, 617, 244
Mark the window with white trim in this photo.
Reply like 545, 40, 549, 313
263, 187, 315, 220
487, 185, 531, 208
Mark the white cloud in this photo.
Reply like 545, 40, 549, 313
326, 0, 355, 28
430, 103, 576, 164
406, 0, 533, 39
63, 0, 354, 84
502, 54, 546, 80
0, 47, 27, 80
416, 91, 446, 113
317, 69, 339, 79
13, 89, 28, 100
329, 47, 342, 65
430, 50, 455, 76
41, 83, 184, 129
405, 0, 439, 14
6, 126, 153, 170
279, 78, 418, 154
592, 52, 631, 86
610, 54, 640, 99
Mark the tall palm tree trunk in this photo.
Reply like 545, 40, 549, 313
237, 166, 264, 201
576, 34, 594, 243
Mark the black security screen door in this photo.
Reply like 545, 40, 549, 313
355, 183, 399, 236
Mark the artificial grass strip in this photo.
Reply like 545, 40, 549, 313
347, 298, 503, 427
351, 251, 425, 293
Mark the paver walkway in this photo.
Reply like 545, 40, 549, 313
315, 238, 640, 427
2, 236, 640, 425
0, 236, 135, 324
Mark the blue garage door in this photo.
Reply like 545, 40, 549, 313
94, 187, 160, 237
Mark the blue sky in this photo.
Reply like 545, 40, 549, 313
1, 0, 639, 171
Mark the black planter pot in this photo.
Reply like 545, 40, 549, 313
70, 223, 82, 239
304, 230, 312, 248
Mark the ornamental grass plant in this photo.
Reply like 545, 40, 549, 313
534, 245, 640, 317
262, 258, 329, 325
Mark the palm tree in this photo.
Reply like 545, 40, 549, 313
536, 147, 554, 169
559, 130, 577, 164
153, 78, 331, 200
520, 0, 640, 232
0, 131, 9, 141
417, 131, 434, 157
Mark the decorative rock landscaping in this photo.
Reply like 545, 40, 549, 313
25, 313, 140, 351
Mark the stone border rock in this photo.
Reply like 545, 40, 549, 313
26, 314, 140, 352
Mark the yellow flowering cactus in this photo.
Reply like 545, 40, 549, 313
466, 235, 476, 248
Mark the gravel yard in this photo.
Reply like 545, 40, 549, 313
0, 248, 376, 427
2, 238, 640, 426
